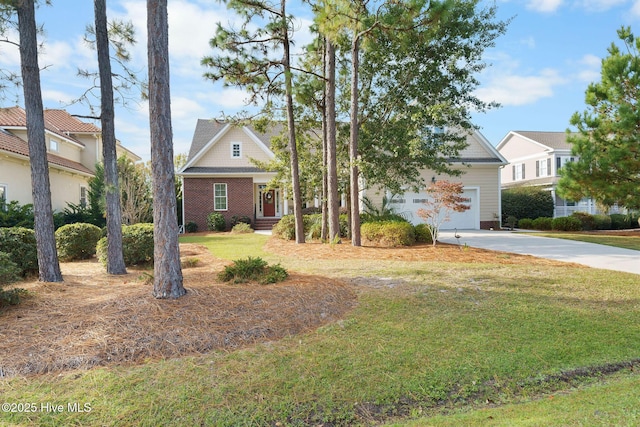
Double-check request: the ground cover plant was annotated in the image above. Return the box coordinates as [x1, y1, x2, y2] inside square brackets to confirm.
[1, 233, 640, 426]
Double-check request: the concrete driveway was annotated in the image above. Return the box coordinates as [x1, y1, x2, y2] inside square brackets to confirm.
[437, 229, 640, 275]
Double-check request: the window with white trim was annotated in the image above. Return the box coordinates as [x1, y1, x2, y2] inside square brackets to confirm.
[49, 138, 59, 152]
[80, 186, 88, 208]
[214, 183, 228, 211]
[512, 163, 525, 181]
[536, 158, 551, 177]
[556, 156, 574, 175]
[231, 142, 241, 159]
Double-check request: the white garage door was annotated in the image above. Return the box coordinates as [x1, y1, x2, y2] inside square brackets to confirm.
[391, 188, 479, 229]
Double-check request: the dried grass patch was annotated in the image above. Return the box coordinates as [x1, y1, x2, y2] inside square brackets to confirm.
[0, 244, 356, 378]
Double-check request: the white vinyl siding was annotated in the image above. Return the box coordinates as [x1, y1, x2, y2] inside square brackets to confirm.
[214, 183, 228, 211]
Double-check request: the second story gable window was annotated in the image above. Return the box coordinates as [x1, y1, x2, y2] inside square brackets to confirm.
[231, 142, 241, 159]
[512, 163, 525, 181]
[556, 156, 574, 175]
[537, 158, 551, 177]
[49, 138, 59, 152]
[80, 186, 88, 208]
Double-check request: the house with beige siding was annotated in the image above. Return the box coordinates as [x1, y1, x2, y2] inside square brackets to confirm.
[0, 106, 140, 212]
[496, 131, 607, 217]
[363, 129, 508, 229]
[180, 120, 506, 231]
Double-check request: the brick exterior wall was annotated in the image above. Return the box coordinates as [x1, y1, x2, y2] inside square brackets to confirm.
[183, 177, 254, 231]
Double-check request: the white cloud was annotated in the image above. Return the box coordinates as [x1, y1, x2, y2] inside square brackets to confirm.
[526, 0, 563, 12]
[574, 54, 601, 82]
[631, 0, 640, 16]
[577, 0, 627, 12]
[42, 89, 75, 104]
[171, 96, 206, 119]
[476, 68, 566, 106]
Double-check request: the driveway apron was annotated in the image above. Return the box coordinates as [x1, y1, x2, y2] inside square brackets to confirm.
[438, 230, 640, 275]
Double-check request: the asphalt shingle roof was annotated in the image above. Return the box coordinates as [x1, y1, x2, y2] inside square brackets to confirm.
[515, 131, 577, 150]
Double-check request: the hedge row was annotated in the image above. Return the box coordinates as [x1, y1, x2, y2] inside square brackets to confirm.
[517, 212, 639, 231]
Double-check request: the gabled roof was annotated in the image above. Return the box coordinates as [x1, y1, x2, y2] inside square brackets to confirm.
[0, 106, 101, 147]
[0, 128, 93, 175]
[498, 131, 577, 152]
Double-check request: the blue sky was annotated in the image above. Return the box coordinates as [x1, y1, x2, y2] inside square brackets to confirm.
[0, 0, 637, 161]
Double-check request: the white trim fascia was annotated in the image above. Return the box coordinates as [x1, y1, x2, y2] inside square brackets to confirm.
[0, 149, 94, 178]
[506, 152, 554, 163]
[496, 131, 554, 153]
[242, 126, 275, 159]
[471, 130, 508, 165]
[1, 126, 86, 149]
[180, 123, 232, 172]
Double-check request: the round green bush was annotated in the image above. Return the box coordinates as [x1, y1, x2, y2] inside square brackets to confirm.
[218, 256, 288, 285]
[207, 212, 226, 231]
[272, 214, 296, 240]
[517, 218, 534, 229]
[502, 187, 554, 225]
[361, 221, 416, 247]
[571, 212, 595, 231]
[593, 214, 612, 230]
[414, 223, 434, 244]
[531, 217, 553, 231]
[552, 216, 583, 231]
[0, 227, 38, 277]
[55, 223, 102, 261]
[185, 221, 198, 233]
[609, 214, 630, 230]
[97, 223, 154, 267]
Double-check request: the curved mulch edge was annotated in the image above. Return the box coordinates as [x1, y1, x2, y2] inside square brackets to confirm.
[0, 244, 356, 378]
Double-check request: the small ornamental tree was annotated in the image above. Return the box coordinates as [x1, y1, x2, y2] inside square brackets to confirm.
[416, 180, 470, 246]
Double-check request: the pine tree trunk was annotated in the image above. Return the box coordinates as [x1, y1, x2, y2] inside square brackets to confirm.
[281, 0, 304, 244]
[349, 37, 361, 246]
[95, 0, 126, 275]
[147, 0, 185, 298]
[17, 0, 63, 282]
[325, 39, 340, 243]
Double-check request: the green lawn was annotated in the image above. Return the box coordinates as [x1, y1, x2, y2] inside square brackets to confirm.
[530, 232, 640, 251]
[2, 234, 640, 426]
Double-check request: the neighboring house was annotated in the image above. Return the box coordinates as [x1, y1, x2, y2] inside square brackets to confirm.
[0, 106, 141, 212]
[180, 120, 506, 231]
[496, 131, 610, 218]
[364, 129, 508, 230]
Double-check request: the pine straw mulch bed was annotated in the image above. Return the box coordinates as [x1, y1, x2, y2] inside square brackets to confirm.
[264, 237, 587, 266]
[0, 243, 356, 378]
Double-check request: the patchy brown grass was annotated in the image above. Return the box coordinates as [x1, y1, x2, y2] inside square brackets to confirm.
[0, 243, 356, 378]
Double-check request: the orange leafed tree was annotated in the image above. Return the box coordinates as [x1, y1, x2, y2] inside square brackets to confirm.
[416, 180, 470, 246]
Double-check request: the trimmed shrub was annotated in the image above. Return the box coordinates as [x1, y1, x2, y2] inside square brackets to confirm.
[273, 214, 349, 241]
[531, 217, 553, 231]
[218, 256, 288, 285]
[185, 221, 198, 233]
[97, 223, 154, 267]
[506, 215, 517, 229]
[206, 212, 226, 231]
[230, 215, 252, 228]
[272, 214, 297, 240]
[0, 251, 20, 285]
[517, 218, 534, 229]
[361, 221, 416, 247]
[502, 187, 554, 224]
[552, 216, 583, 231]
[571, 212, 596, 231]
[0, 227, 38, 277]
[231, 222, 253, 234]
[594, 214, 612, 230]
[610, 214, 630, 230]
[0, 201, 34, 228]
[55, 223, 102, 261]
[414, 223, 434, 244]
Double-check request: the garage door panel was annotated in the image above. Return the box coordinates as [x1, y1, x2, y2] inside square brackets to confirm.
[391, 189, 479, 229]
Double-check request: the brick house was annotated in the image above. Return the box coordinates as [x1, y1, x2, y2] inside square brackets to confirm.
[179, 120, 284, 231]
